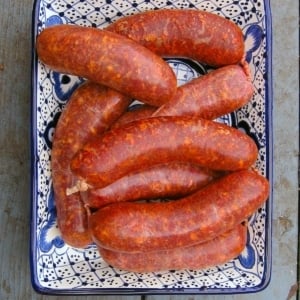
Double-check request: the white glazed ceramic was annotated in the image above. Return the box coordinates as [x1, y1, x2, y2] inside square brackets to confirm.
[31, 0, 273, 294]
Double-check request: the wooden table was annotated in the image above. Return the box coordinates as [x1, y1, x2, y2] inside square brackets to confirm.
[0, 0, 298, 299]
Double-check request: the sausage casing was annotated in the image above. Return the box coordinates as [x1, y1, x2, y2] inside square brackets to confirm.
[36, 24, 177, 106]
[152, 64, 254, 120]
[99, 223, 247, 272]
[89, 170, 269, 252]
[51, 81, 131, 247]
[106, 9, 245, 67]
[84, 162, 219, 208]
[71, 116, 258, 188]
[111, 104, 156, 129]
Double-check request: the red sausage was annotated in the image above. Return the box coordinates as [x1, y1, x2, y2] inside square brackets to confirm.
[70, 116, 258, 189]
[51, 81, 131, 248]
[89, 170, 269, 252]
[83, 162, 219, 208]
[111, 104, 156, 128]
[36, 24, 177, 106]
[152, 64, 254, 120]
[98, 223, 247, 272]
[106, 9, 245, 67]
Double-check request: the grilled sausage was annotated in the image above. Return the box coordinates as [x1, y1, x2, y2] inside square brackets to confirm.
[98, 223, 247, 272]
[152, 64, 254, 120]
[106, 9, 245, 67]
[83, 162, 219, 208]
[36, 24, 177, 106]
[89, 170, 269, 252]
[70, 116, 258, 189]
[51, 81, 131, 248]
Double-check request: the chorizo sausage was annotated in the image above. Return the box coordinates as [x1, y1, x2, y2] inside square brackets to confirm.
[70, 116, 258, 188]
[106, 9, 245, 67]
[98, 223, 247, 272]
[89, 170, 269, 252]
[152, 64, 254, 120]
[51, 81, 131, 248]
[36, 24, 177, 106]
[111, 104, 156, 128]
[83, 162, 220, 208]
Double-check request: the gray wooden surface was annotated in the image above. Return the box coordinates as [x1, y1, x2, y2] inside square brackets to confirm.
[0, 0, 298, 299]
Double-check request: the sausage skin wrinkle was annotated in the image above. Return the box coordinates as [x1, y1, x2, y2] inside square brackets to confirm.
[90, 170, 269, 252]
[99, 223, 247, 272]
[152, 64, 254, 120]
[106, 9, 245, 67]
[51, 81, 130, 248]
[84, 162, 219, 208]
[71, 116, 258, 189]
[36, 24, 177, 106]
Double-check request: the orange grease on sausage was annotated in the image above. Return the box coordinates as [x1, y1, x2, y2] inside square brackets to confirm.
[98, 223, 247, 272]
[52, 81, 130, 248]
[89, 170, 269, 252]
[106, 9, 245, 67]
[36, 24, 177, 106]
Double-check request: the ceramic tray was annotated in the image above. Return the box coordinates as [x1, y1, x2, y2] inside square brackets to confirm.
[30, 0, 273, 295]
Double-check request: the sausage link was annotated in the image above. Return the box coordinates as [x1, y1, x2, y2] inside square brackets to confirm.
[51, 81, 131, 248]
[98, 223, 247, 272]
[89, 170, 269, 252]
[84, 162, 220, 208]
[111, 104, 156, 128]
[70, 116, 258, 188]
[36, 24, 177, 106]
[152, 64, 254, 120]
[106, 9, 245, 67]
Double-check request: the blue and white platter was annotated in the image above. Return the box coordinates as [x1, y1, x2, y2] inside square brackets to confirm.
[30, 0, 273, 295]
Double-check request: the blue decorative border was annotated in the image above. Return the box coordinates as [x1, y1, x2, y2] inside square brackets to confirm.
[30, 0, 273, 295]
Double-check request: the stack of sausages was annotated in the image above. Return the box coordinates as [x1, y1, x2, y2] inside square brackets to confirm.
[36, 9, 270, 273]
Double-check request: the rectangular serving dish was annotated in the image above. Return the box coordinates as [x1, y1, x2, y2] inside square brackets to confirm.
[30, 0, 273, 295]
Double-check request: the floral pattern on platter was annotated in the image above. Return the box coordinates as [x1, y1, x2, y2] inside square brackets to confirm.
[31, 0, 272, 294]
[38, 186, 64, 253]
